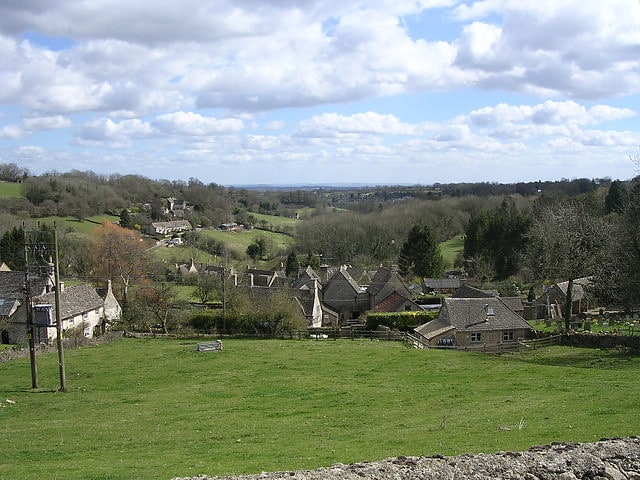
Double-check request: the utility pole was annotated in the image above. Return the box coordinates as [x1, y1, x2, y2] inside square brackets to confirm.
[52, 227, 66, 392]
[23, 267, 38, 389]
[23, 224, 66, 392]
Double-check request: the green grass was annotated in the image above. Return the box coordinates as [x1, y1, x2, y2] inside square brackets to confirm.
[0, 181, 23, 198]
[25, 215, 120, 235]
[440, 234, 464, 269]
[250, 212, 299, 231]
[199, 228, 296, 259]
[1, 340, 639, 480]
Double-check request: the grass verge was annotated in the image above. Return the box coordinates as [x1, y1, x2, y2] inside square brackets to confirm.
[0, 339, 638, 480]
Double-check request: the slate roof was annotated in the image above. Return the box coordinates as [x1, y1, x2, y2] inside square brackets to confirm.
[452, 284, 498, 298]
[439, 297, 532, 332]
[35, 284, 104, 320]
[367, 267, 392, 296]
[501, 296, 524, 312]
[0, 271, 47, 299]
[423, 278, 463, 290]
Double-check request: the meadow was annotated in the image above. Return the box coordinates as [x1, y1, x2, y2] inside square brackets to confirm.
[0, 339, 639, 480]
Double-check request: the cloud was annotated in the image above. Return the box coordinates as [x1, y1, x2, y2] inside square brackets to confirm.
[295, 112, 423, 137]
[153, 112, 244, 136]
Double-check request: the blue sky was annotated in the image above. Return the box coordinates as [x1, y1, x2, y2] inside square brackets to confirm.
[0, 0, 639, 186]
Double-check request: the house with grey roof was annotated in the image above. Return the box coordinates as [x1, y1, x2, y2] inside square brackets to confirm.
[414, 297, 534, 348]
[34, 283, 106, 340]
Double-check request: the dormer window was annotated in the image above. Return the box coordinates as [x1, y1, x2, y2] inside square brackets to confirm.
[484, 304, 494, 316]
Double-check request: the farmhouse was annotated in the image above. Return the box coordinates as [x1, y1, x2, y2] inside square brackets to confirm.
[414, 297, 534, 348]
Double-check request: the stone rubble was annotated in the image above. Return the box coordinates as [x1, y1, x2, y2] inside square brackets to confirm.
[173, 437, 640, 480]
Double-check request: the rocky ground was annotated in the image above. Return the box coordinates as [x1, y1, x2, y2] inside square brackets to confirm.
[174, 437, 640, 480]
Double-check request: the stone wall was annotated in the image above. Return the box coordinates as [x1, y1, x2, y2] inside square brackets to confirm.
[174, 437, 640, 480]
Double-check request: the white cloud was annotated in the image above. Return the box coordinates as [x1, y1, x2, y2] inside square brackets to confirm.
[153, 112, 244, 136]
[22, 115, 71, 130]
[296, 112, 422, 137]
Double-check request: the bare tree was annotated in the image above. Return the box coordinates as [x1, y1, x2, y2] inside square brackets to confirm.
[525, 201, 609, 329]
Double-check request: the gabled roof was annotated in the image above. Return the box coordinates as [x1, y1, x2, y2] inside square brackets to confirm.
[35, 284, 104, 321]
[374, 291, 418, 312]
[367, 267, 392, 296]
[423, 278, 463, 290]
[452, 284, 497, 298]
[326, 267, 362, 295]
[439, 297, 532, 332]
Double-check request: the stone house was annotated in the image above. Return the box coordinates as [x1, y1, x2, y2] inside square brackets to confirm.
[414, 297, 534, 348]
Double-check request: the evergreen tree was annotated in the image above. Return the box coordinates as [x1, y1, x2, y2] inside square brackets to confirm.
[285, 252, 299, 278]
[398, 224, 444, 278]
[604, 180, 629, 214]
[119, 208, 132, 229]
[0, 226, 25, 270]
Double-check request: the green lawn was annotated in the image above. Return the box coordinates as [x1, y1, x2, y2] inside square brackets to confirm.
[440, 234, 464, 269]
[1, 339, 638, 480]
[0, 181, 23, 198]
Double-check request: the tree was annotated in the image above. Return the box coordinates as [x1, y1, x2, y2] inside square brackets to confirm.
[119, 208, 133, 229]
[0, 163, 29, 182]
[604, 180, 629, 214]
[59, 231, 92, 277]
[133, 283, 185, 334]
[246, 236, 269, 261]
[90, 222, 148, 304]
[0, 226, 25, 270]
[592, 181, 640, 311]
[193, 274, 223, 305]
[397, 224, 443, 278]
[463, 198, 531, 280]
[285, 252, 299, 277]
[525, 201, 608, 329]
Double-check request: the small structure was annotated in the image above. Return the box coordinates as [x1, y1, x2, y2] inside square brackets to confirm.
[197, 339, 223, 352]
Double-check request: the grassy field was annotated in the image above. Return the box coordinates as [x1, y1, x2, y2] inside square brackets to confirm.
[0, 181, 23, 198]
[198, 228, 296, 262]
[24, 215, 120, 235]
[249, 212, 299, 232]
[440, 234, 464, 269]
[0, 339, 639, 480]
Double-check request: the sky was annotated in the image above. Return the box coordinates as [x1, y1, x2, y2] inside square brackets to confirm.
[0, 0, 639, 186]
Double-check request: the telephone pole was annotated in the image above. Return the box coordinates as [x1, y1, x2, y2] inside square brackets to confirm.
[24, 224, 66, 391]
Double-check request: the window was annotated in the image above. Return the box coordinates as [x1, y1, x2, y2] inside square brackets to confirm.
[502, 331, 514, 341]
[470, 332, 482, 343]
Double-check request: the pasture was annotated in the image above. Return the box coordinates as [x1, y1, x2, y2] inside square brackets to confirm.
[0, 339, 638, 480]
[0, 181, 23, 198]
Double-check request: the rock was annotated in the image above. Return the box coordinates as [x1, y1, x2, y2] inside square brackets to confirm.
[172, 438, 640, 480]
